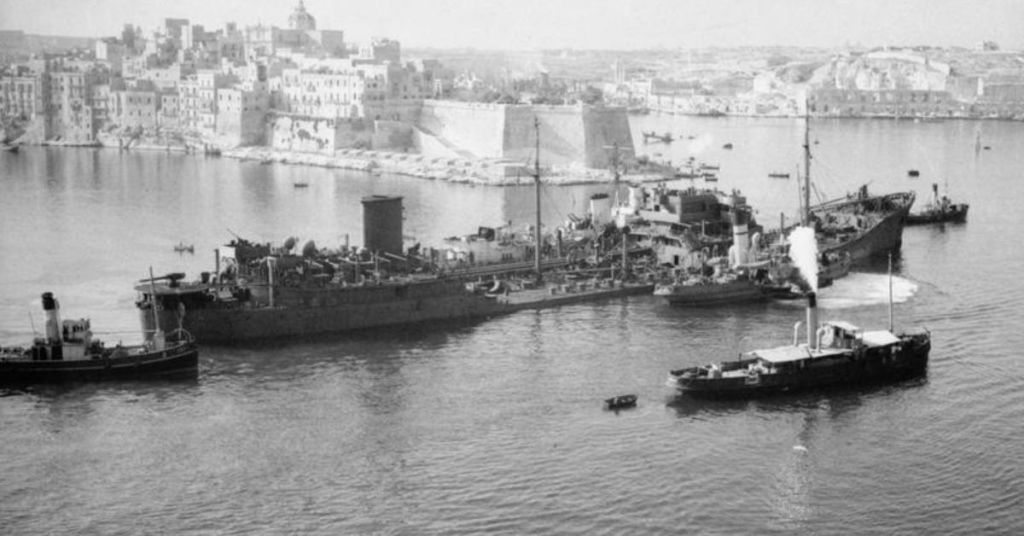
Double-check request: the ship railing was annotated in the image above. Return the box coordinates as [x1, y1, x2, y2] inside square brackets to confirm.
[168, 328, 195, 343]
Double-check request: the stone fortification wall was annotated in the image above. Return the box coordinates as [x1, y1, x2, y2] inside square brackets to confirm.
[582, 106, 633, 168]
[418, 100, 633, 169]
[411, 126, 464, 159]
[503, 105, 585, 167]
[269, 115, 374, 154]
[371, 120, 415, 151]
[419, 100, 506, 159]
[269, 115, 337, 154]
[334, 119, 375, 149]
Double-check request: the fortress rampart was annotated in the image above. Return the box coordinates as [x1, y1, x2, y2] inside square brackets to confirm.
[418, 100, 633, 169]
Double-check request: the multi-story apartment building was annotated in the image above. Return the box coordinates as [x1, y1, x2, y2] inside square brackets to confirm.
[178, 70, 235, 134]
[44, 60, 111, 144]
[216, 77, 269, 146]
[277, 58, 431, 122]
[0, 65, 40, 120]
[111, 88, 160, 129]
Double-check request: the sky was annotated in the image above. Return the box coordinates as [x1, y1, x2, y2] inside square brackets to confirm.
[1, 0, 1022, 51]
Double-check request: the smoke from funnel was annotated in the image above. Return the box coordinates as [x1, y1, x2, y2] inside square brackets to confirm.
[788, 226, 818, 291]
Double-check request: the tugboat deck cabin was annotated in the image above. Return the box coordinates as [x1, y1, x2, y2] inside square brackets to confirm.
[671, 290, 931, 397]
[689, 321, 910, 382]
[1, 292, 199, 384]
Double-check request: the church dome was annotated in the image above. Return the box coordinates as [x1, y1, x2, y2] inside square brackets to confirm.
[288, 0, 317, 31]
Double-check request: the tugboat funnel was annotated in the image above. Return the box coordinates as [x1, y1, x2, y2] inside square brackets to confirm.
[806, 292, 818, 350]
[42, 292, 61, 344]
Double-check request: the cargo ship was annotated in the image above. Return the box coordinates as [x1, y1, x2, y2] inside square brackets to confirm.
[809, 186, 915, 264]
[136, 123, 654, 343]
[137, 199, 657, 343]
[797, 113, 915, 265]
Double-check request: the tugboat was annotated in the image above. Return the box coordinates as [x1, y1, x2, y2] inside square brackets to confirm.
[668, 255, 930, 398]
[0, 292, 198, 385]
[906, 183, 969, 225]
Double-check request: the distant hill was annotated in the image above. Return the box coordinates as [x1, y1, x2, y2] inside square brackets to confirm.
[0, 31, 94, 60]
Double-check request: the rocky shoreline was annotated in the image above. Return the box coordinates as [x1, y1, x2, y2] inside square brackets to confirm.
[220, 146, 667, 186]
[15, 136, 669, 186]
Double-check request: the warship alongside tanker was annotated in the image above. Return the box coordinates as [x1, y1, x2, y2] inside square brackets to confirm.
[135, 195, 655, 343]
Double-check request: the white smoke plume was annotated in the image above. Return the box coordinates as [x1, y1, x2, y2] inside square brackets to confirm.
[788, 226, 818, 291]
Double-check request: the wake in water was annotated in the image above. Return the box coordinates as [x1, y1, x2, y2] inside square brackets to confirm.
[777, 272, 919, 309]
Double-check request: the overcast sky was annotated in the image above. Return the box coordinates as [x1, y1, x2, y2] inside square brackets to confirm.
[1, 0, 1021, 50]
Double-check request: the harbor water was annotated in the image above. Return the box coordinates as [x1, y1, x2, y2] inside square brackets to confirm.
[2, 116, 1023, 534]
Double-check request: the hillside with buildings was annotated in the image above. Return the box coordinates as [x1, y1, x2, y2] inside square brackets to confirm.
[3, 2, 1024, 183]
[0, 2, 635, 183]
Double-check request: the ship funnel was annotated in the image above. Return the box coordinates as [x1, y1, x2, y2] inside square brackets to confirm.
[806, 292, 818, 350]
[42, 292, 61, 344]
[730, 207, 750, 267]
[362, 195, 404, 256]
[627, 186, 641, 212]
[589, 193, 612, 226]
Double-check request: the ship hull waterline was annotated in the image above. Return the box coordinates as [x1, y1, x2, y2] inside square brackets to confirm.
[670, 343, 929, 399]
[140, 283, 656, 343]
[0, 343, 199, 385]
[816, 202, 912, 265]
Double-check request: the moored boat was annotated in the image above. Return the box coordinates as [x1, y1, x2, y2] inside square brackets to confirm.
[655, 272, 770, 305]
[642, 131, 673, 143]
[906, 183, 969, 225]
[667, 292, 930, 398]
[1, 292, 198, 385]
[604, 394, 638, 409]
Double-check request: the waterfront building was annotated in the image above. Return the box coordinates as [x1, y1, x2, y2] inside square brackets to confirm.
[177, 70, 234, 135]
[215, 73, 269, 146]
[808, 88, 964, 118]
[276, 51, 430, 122]
[44, 59, 110, 144]
[0, 65, 40, 121]
[807, 49, 964, 118]
[158, 90, 180, 128]
[111, 87, 160, 130]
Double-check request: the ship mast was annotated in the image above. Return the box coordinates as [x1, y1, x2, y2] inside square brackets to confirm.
[534, 116, 542, 281]
[802, 103, 811, 227]
[888, 253, 894, 332]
